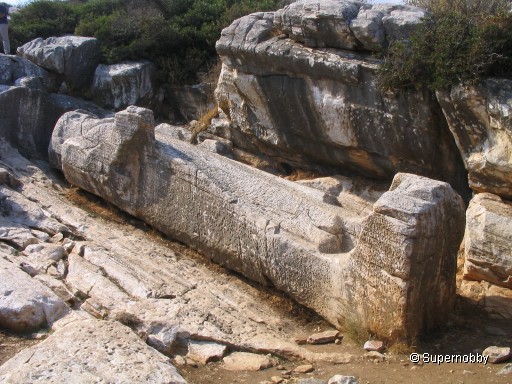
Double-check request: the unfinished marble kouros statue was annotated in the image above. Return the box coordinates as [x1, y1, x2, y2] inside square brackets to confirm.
[50, 106, 465, 341]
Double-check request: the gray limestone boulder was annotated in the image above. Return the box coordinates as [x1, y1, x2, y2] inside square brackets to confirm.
[0, 55, 58, 91]
[51, 107, 465, 341]
[463, 193, 512, 289]
[0, 85, 109, 159]
[17, 36, 101, 90]
[381, 6, 427, 42]
[216, 11, 468, 197]
[0, 254, 69, 332]
[437, 79, 512, 199]
[0, 319, 187, 383]
[91, 61, 156, 110]
[274, 0, 363, 49]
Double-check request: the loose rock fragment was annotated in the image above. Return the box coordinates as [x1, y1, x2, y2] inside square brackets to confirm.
[186, 340, 227, 365]
[363, 340, 385, 352]
[483, 346, 512, 364]
[307, 330, 341, 345]
[294, 364, 315, 373]
[223, 352, 277, 371]
[328, 375, 359, 384]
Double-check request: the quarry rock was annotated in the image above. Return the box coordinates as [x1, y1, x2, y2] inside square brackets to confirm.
[437, 79, 512, 199]
[91, 61, 156, 110]
[0, 254, 69, 332]
[0, 55, 57, 91]
[17, 36, 101, 90]
[52, 107, 465, 341]
[0, 319, 187, 383]
[215, 11, 467, 196]
[0, 85, 109, 159]
[463, 193, 512, 289]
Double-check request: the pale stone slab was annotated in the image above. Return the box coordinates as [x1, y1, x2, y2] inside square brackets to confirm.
[0, 255, 69, 332]
[223, 352, 277, 371]
[0, 319, 187, 383]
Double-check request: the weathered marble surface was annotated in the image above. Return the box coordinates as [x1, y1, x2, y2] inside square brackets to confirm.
[0, 319, 187, 384]
[17, 36, 101, 90]
[51, 107, 465, 341]
[91, 61, 156, 110]
[463, 193, 512, 289]
[215, 10, 467, 197]
[437, 79, 512, 199]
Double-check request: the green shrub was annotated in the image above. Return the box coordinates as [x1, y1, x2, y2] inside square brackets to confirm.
[379, 3, 512, 91]
[10, 0, 282, 85]
[9, 0, 80, 49]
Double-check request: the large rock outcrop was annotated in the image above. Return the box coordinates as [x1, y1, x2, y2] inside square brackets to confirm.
[51, 107, 465, 341]
[463, 193, 512, 289]
[17, 36, 101, 90]
[437, 79, 512, 199]
[91, 61, 156, 110]
[215, 7, 467, 197]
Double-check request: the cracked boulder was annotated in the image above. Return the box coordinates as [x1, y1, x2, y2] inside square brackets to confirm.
[91, 61, 156, 110]
[17, 36, 101, 90]
[52, 107, 465, 341]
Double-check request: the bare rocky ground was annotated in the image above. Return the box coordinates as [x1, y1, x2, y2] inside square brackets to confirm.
[0, 142, 511, 383]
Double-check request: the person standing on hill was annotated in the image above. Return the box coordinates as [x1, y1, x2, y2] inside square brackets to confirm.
[0, 4, 9, 55]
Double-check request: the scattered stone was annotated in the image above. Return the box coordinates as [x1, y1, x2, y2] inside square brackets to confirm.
[223, 352, 277, 371]
[307, 330, 340, 345]
[363, 340, 385, 352]
[294, 364, 315, 373]
[483, 346, 512, 364]
[335, 339, 342, 345]
[364, 351, 385, 362]
[271, 376, 285, 383]
[497, 363, 512, 376]
[173, 355, 187, 366]
[0, 319, 187, 383]
[276, 365, 286, 370]
[463, 370, 476, 375]
[186, 340, 227, 365]
[297, 379, 326, 384]
[295, 337, 308, 345]
[328, 375, 358, 384]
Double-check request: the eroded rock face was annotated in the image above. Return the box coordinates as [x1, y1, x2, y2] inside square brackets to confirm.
[51, 107, 465, 341]
[215, 10, 467, 197]
[17, 36, 101, 90]
[437, 79, 512, 199]
[0, 319, 187, 383]
[91, 61, 156, 110]
[463, 193, 512, 289]
[0, 85, 108, 159]
[0, 55, 57, 91]
[0, 251, 69, 332]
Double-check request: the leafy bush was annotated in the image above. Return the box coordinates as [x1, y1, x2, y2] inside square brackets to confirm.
[10, 0, 283, 85]
[379, 1, 512, 91]
[9, 0, 80, 49]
